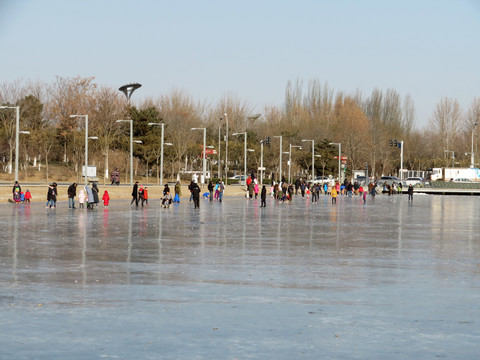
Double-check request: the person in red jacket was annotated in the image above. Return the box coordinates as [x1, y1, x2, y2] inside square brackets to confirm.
[24, 189, 32, 203]
[142, 186, 149, 206]
[102, 190, 110, 207]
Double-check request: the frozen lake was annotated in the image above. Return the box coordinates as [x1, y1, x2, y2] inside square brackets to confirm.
[1, 194, 479, 359]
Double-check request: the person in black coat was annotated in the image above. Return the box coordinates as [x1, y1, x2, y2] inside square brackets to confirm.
[408, 184, 414, 201]
[192, 183, 201, 208]
[131, 181, 139, 207]
[67, 182, 77, 208]
[207, 181, 214, 202]
[260, 185, 267, 207]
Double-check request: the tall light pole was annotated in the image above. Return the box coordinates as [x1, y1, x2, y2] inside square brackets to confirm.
[233, 132, 247, 184]
[0, 106, 26, 182]
[273, 135, 283, 182]
[218, 117, 222, 179]
[302, 139, 315, 181]
[148, 122, 167, 186]
[70, 115, 91, 187]
[399, 140, 404, 179]
[224, 113, 229, 185]
[116, 119, 134, 185]
[471, 122, 478, 168]
[192, 127, 207, 186]
[260, 140, 265, 185]
[288, 144, 302, 184]
[329, 142, 341, 183]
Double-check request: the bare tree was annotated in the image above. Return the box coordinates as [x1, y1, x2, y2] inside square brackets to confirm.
[430, 97, 464, 157]
[90, 86, 126, 185]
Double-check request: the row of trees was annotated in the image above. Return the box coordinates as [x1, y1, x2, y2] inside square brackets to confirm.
[1, 76, 479, 184]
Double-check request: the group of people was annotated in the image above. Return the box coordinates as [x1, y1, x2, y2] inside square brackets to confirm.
[67, 182, 110, 209]
[271, 178, 377, 205]
[12, 181, 32, 204]
[207, 180, 226, 203]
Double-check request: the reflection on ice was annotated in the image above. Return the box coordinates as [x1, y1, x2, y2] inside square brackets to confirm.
[0, 195, 479, 359]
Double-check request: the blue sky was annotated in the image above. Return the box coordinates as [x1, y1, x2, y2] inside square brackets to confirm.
[1, 0, 479, 127]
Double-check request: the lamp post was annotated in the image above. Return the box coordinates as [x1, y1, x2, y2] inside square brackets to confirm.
[224, 113, 229, 185]
[116, 119, 134, 185]
[471, 122, 478, 168]
[260, 140, 265, 185]
[245, 113, 261, 131]
[70, 115, 91, 187]
[273, 136, 283, 181]
[148, 122, 168, 186]
[218, 117, 222, 179]
[0, 105, 25, 182]
[233, 132, 247, 185]
[119, 83, 142, 102]
[192, 127, 207, 186]
[329, 142, 341, 183]
[302, 139, 315, 181]
[288, 144, 302, 184]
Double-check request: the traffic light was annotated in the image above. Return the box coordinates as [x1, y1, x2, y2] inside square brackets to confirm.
[389, 139, 393, 146]
[365, 162, 368, 169]
[393, 139, 398, 147]
[265, 136, 271, 146]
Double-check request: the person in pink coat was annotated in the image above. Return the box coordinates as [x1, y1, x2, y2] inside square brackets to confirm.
[254, 182, 259, 199]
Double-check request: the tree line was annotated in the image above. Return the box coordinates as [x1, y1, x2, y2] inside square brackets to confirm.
[1, 76, 479, 184]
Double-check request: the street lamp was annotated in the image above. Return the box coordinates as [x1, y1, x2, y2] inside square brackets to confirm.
[288, 144, 302, 184]
[233, 132, 247, 185]
[302, 139, 315, 181]
[0, 105, 28, 182]
[148, 122, 169, 186]
[259, 139, 265, 185]
[273, 135, 283, 182]
[224, 113, 229, 185]
[119, 83, 142, 102]
[244, 113, 261, 131]
[471, 122, 478, 168]
[116, 119, 134, 185]
[218, 117, 222, 179]
[329, 142, 341, 183]
[192, 127, 207, 186]
[70, 115, 92, 187]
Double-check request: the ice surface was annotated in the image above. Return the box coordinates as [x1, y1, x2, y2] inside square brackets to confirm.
[0, 194, 479, 359]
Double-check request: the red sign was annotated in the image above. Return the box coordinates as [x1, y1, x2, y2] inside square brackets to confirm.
[203, 149, 217, 155]
[334, 156, 348, 160]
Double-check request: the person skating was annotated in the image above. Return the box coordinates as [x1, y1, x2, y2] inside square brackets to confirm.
[102, 190, 110, 207]
[218, 180, 225, 202]
[67, 182, 77, 208]
[46, 184, 55, 208]
[85, 185, 94, 209]
[162, 190, 173, 208]
[260, 185, 267, 207]
[24, 189, 32, 203]
[192, 182, 200, 208]
[131, 182, 139, 207]
[78, 189, 86, 208]
[408, 184, 414, 201]
[12, 181, 21, 203]
[208, 181, 214, 201]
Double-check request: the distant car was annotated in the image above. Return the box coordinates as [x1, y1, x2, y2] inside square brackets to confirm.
[378, 176, 400, 187]
[355, 176, 368, 185]
[312, 176, 335, 186]
[228, 175, 247, 181]
[404, 177, 424, 186]
[451, 178, 473, 183]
